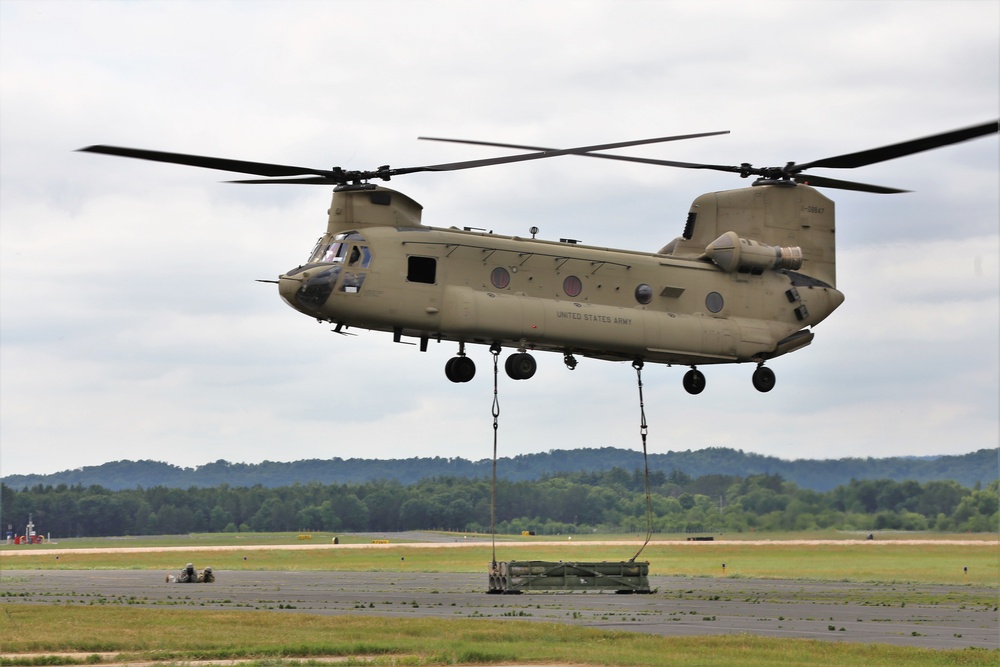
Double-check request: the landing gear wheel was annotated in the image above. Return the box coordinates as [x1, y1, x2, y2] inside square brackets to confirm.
[445, 357, 458, 382]
[445, 356, 476, 383]
[682, 368, 706, 395]
[505, 352, 537, 380]
[752, 365, 776, 393]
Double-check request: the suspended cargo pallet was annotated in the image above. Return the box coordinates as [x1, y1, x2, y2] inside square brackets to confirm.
[488, 560, 651, 594]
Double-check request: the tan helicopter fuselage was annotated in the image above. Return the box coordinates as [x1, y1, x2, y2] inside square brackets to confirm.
[277, 182, 844, 368]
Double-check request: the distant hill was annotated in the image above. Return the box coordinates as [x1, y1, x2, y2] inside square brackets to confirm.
[2, 447, 996, 492]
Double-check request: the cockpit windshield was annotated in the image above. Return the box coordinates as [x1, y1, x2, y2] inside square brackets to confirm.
[308, 232, 366, 264]
[290, 231, 374, 309]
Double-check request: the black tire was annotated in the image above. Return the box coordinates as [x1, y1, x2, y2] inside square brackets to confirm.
[446, 356, 476, 383]
[683, 369, 706, 395]
[506, 353, 537, 380]
[452, 356, 476, 383]
[504, 353, 516, 378]
[752, 366, 776, 392]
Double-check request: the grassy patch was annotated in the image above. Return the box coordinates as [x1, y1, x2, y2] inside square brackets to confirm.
[1, 605, 996, 666]
[4, 539, 997, 587]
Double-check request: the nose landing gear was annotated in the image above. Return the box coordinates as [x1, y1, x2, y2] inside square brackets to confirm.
[445, 342, 476, 383]
[445, 345, 540, 383]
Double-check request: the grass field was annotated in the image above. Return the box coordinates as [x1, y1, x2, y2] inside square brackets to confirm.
[3, 532, 998, 587]
[1, 532, 997, 666]
[1, 605, 997, 667]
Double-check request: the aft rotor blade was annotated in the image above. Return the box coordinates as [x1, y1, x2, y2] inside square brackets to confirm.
[792, 173, 908, 194]
[77, 145, 340, 178]
[793, 120, 999, 172]
[425, 121, 999, 190]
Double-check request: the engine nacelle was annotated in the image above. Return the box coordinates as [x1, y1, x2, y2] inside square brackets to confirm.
[705, 231, 803, 273]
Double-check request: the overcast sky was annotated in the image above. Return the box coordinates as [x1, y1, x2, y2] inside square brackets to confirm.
[1, 0, 997, 478]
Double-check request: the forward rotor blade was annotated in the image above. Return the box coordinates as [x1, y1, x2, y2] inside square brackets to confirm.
[82, 139, 742, 184]
[228, 177, 344, 185]
[80, 131, 729, 185]
[419, 132, 737, 172]
[793, 120, 999, 172]
[419, 130, 729, 154]
[420, 137, 548, 151]
[78, 145, 339, 178]
[406, 131, 730, 174]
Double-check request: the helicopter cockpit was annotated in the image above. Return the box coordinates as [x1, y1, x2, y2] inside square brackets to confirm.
[280, 232, 374, 313]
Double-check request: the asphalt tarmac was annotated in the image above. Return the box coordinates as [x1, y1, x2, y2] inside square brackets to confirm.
[2, 569, 996, 650]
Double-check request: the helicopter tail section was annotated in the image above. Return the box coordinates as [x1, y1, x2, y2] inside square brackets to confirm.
[665, 184, 837, 288]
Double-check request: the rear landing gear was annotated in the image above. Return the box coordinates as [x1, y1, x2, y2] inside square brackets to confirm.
[682, 367, 706, 395]
[752, 365, 776, 393]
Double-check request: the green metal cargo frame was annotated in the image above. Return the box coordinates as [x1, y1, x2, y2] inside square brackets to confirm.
[488, 560, 651, 594]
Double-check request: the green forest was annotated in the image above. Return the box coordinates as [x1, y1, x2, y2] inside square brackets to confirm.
[2, 447, 996, 492]
[3, 469, 997, 538]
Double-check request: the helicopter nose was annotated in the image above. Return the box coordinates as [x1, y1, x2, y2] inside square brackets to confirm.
[278, 265, 341, 316]
[278, 274, 302, 309]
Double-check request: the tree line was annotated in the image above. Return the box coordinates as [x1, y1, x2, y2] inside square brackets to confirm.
[3, 468, 996, 538]
[3, 447, 996, 492]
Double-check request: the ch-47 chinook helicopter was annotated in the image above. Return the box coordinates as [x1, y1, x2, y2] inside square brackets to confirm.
[80, 120, 998, 394]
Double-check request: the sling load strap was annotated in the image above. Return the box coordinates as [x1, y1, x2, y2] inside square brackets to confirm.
[490, 343, 501, 566]
[629, 359, 654, 563]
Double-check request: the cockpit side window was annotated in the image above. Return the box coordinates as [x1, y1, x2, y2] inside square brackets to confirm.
[339, 244, 373, 294]
[347, 245, 373, 268]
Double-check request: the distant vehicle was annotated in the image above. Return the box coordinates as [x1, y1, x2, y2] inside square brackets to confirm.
[166, 563, 214, 583]
[9, 514, 44, 544]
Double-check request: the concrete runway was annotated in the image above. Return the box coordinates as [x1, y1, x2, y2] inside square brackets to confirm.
[1, 569, 996, 650]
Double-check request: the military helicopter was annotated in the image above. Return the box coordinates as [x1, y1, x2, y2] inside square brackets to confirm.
[80, 120, 998, 394]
